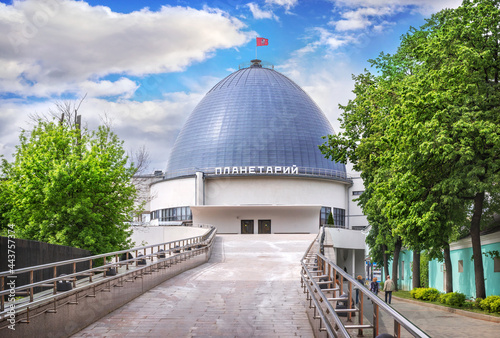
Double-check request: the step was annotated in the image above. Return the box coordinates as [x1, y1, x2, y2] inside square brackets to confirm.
[344, 324, 373, 330]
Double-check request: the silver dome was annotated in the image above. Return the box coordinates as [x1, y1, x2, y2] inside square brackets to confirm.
[166, 60, 345, 178]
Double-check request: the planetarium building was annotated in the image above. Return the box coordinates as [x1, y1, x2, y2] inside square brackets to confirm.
[146, 60, 365, 234]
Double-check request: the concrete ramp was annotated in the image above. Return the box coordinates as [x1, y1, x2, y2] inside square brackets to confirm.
[73, 234, 317, 337]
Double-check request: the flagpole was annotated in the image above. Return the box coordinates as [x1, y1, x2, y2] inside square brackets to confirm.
[255, 37, 257, 59]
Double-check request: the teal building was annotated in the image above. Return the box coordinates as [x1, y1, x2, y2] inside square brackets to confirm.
[387, 228, 500, 298]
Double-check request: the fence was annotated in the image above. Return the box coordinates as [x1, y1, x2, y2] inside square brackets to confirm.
[0, 225, 217, 337]
[301, 228, 429, 337]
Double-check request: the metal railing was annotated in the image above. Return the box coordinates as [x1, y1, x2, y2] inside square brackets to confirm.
[301, 227, 429, 338]
[163, 166, 352, 182]
[0, 225, 217, 326]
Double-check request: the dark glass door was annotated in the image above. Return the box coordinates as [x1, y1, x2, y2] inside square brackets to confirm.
[241, 220, 254, 234]
[258, 220, 271, 234]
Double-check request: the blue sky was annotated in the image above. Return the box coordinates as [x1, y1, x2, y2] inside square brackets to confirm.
[0, 0, 462, 171]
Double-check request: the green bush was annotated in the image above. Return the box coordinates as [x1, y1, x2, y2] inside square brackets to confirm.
[474, 297, 483, 309]
[439, 292, 465, 307]
[480, 296, 500, 312]
[491, 299, 500, 314]
[439, 293, 451, 304]
[412, 287, 441, 301]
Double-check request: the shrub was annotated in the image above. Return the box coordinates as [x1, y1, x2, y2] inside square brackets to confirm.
[480, 296, 500, 312]
[410, 288, 418, 298]
[412, 287, 441, 301]
[474, 297, 483, 309]
[439, 293, 450, 304]
[491, 299, 500, 314]
[440, 292, 466, 307]
[446, 292, 466, 307]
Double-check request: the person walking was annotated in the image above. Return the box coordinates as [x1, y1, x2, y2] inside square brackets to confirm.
[355, 275, 365, 304]
[384, 275, 395, 304]
[370, 277, 379, 296]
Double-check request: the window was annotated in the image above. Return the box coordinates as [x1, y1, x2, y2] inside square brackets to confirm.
[151, 206, 193, 222]
[495, 257, 500, 273]
[352, 191, 363, 196]
[320, 206, 331, 226]
[333, 208, 345, 228]
[458, 260, 464, 273]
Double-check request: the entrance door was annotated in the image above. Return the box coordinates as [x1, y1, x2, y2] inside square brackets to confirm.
[241, 220, 254, 234]
[258, 220, 271, 234]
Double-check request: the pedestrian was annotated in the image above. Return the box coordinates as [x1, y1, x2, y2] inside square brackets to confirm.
[370, 277, 379, 296]
[383, 275, 395, 304]
[355, 275, 365, 304]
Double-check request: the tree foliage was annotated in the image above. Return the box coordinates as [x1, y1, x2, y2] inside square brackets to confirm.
[321, 0, 500, 297]
[2, 117, 137, 254]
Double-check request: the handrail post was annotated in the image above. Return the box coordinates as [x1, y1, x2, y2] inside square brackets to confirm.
[394, 320, 401, 338]
[30, 270, 34, 302]
[89, 259, 93, 282]
[72, 263, 77, 288]
[53, 266, 57, 294]
[373, 303, 379, 337]
[1, 276, 4, 311]
[359, 288, 364, 337]
[348, 281, 353, 322]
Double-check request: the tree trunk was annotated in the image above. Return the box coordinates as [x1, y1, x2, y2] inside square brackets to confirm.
[443, 243, 453, 293]
[412, 251, 421, 289]
[392, 238, 402, 291]
[382, 244, 389, 280]
[471, 192, 486, 299]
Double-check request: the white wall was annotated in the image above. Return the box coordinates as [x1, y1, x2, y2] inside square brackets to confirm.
[345, 163, 368, 229]
[150, 177, 196, 210]
[129, 226, 209, 246]
[205, 176, 347, 208]
[191, 205, 321, 234]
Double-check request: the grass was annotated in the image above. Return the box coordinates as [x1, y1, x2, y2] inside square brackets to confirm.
[392, 290, 500, 318]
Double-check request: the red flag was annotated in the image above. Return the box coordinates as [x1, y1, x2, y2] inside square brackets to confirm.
[256, 37, 268, 46]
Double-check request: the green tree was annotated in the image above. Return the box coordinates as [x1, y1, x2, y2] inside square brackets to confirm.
[3, 118, 136, 254]
[386, 0, 500, 298]
[327, 212, 334, 226]
[322, 0, 500, 298]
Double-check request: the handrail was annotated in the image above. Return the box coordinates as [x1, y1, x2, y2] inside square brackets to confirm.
[0, 225, 217, 315]
[301, 227, 429, 338]
[0, 225, 214, 278]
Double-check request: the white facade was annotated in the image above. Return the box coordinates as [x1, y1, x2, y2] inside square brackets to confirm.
[146, 171, 366, 234]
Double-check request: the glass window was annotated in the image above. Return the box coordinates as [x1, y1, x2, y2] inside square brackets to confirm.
[333, 208, 345, 228]
[151, 207, 192, 222]
[458, 260, 464, 273]
[352, 191, 363, 195]
[320, 206, 331, 226]
[494, 257, 500, 273]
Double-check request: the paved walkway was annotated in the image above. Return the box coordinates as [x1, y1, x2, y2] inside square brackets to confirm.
[72, 234, 500, 337]
[72, 234, 317, 337]
[385, 295, 500, 337]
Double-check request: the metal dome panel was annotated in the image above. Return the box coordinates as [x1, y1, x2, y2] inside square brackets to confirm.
[166, 63, 345, 178]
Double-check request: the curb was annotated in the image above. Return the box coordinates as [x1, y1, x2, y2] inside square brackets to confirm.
[392, 295, 500, 323]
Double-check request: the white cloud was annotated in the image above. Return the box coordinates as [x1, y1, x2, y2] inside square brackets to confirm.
[0, 92, 204, 171]
[333, 6, 395, 31]
[329, 0, 462, 33]
[0, 0, 252, 98]
[278, 57, 356, 135]
[293, 27, 353, 57]
[332, 0, 462, 15]
[246, 2, 279, 21]
[78, 78, 139, 99]
[265, 0, 298, 11]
